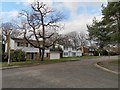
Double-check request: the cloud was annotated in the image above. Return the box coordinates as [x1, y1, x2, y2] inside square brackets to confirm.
[60, 13, 103, 34]
[0, 10, 19, 23]
[19, 0, 53, 7]
[58, 2, 105, 34]
[0, 1, 104, 35]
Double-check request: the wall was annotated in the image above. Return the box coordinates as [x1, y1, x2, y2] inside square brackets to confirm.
[14, 41, 39, 52]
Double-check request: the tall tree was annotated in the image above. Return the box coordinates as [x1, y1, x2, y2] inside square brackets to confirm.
[19, 1, 64, 61]
[87, 2, 120, 55]
[87, 18, 111, 54]
[102, 2, 120, 54]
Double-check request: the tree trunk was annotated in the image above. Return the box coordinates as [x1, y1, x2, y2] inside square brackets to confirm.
[38, 48, 41, 61]
[41, 13, 45, 62]
[41, 48, 45, 61]
[7, 31, 11, 65]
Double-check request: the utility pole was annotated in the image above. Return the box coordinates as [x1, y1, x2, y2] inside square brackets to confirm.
[7, 30, 11, 65]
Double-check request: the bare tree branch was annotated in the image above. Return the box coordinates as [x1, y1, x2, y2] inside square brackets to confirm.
[18, 1, 64, 61]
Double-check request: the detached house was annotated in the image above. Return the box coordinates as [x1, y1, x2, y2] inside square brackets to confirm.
[62, 46, 82, 57]
[80, 46, 95, 56]
[57, 44, 82, 57]
[5, 38, 50, 60]
[5, 38, 82, 60]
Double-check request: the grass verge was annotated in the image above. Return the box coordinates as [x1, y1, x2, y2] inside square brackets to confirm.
[1, 56, 99, 67]
[109, 60, 120, 64]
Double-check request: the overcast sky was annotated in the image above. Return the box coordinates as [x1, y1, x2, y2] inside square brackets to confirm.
[0, 0, 108, 34]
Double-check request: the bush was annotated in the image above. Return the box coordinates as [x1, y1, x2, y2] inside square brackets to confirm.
[94, 51, 99, 56]
[2, 53, 8, 62]
[101, 50, 108, 56]
[109, 51, 118, 56]
[2, 49, 26, 62]
[13, 50, 26, 62]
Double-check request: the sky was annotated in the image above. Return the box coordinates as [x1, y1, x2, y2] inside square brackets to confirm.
[0, 0, 108, 34]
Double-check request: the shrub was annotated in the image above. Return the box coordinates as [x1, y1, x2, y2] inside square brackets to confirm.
[2, 49, 26, 62]
[109, 51, 118, 56]
[13, 50, 26, 62]
[94, 50, 99, 56]
[2, 52, 8, 62]
[101, 50, 108, 56]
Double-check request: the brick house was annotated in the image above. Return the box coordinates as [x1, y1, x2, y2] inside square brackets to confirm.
[80, 46, 95, 56]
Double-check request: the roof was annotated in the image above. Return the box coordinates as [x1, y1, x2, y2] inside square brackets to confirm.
[11, 37, 42, 43]
[11, 37, 25, 41]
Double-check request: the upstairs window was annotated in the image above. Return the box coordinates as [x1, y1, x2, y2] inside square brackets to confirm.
[72, 47, 76, 50]
[30, 44, 34, 47]
[17, 42, 28, 47]
[64, 47, 68, 50]
[26, 43, 28, 47]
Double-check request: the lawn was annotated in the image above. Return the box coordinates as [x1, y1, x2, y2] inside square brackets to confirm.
[1, 56, 99, 67]
[98, 59, 120, 66]
[109, 59, 120, 65]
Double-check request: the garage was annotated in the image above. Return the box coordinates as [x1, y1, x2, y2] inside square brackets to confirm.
[50, 51, 60, 59]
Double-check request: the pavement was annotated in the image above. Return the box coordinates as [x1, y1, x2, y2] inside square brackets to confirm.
[1, 56, 119, 88]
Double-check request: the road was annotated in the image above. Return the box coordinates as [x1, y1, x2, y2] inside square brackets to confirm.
[2, 56, 118, 88]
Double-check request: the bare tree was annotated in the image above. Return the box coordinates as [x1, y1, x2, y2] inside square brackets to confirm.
[1, 22, 21, 43]
[1, 22, 21, 65]
[77, 32, 88, 47]
[19, 1, 64, 61]
[62, 31, 88, 50]
[57, 34, 72, 46]
[66, 31, 80, 48]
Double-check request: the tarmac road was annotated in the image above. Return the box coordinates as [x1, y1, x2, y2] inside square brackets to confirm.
[2, 56, 118, 88]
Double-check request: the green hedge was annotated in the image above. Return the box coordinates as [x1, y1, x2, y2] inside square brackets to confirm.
[3, 49, 26, 62]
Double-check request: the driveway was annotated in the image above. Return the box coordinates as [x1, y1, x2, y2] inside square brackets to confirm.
[2, 56, 118, 88]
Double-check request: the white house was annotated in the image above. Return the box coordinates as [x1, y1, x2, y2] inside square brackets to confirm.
[5, 38, 82, 60]
[5, 38, 61, 60]
[62, 46, 82, 57]
[55, 44, 82, 57]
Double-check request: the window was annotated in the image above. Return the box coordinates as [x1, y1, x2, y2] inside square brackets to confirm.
[72, 47, 76, 50]
[46, 53, 49, 57]
[89, 48, 94, 51]
[72, 52, 76, 56]
[17, 42, 28, 47]
[26, 43, 28, 47]
[20, 42, 25, 47]
[64, 52, 68, 56]
[30, 44, 34, 47]
[64, 47, 68, 50]
[17, 42, 20, 46]
[89, 48, 91, 51]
